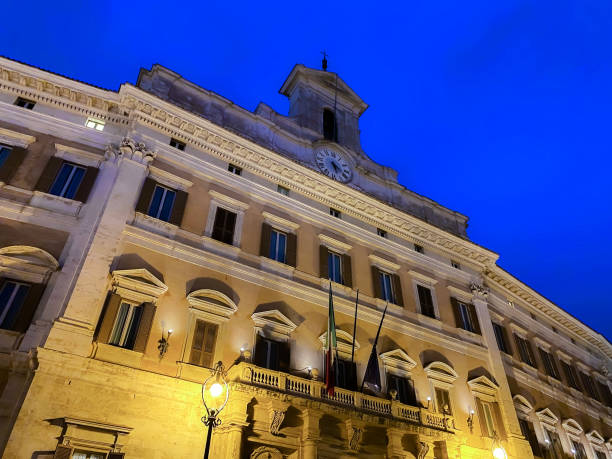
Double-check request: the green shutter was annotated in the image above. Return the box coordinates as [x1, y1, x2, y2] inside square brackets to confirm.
[468, 304, 481, 335]
[342, 254, 353, 287]
[169, 189, 188, 226]
[34, 157, 63, 192]
[371, 266, 382, 300]
[0, 146, 26, 183]
[135, 177, 157, 214]
[12, 283, 45, 333]
[96, 293, 122, 343]
[259, 223, 272, 257]
[392, 273, 404, 306]
[450, 297, 462, 328]
[73, 166, 99, 202]
[286, 232, 297, 267]
[133, 302, 156, 353]
[319, 245, 329, 279]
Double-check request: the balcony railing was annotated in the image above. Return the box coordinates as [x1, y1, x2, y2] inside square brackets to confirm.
[229, 362, 455, 432]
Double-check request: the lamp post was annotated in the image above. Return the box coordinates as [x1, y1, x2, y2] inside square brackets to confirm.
[201, 361, 229, 459]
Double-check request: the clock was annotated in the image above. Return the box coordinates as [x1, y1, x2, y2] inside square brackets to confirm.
[315, 148, 352, 183]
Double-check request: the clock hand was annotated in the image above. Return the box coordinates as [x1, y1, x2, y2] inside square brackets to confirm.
[331, 161, 339, 173]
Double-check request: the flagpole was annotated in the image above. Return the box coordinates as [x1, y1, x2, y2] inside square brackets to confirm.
[351, 289, 359, 363]
[360, 302, 388, 393]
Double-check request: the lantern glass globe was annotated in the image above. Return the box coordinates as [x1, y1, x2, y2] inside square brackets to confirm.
[210, 382, 223, 398]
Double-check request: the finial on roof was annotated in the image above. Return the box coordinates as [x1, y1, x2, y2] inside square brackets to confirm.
[321, 50, 328, 71]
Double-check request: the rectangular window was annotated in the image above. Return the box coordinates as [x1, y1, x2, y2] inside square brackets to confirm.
[49, 162, 86, 199]
[335, 358, 357, 391]
[330, 208, 341, 218]
[596, 380, 612, 408]
[228, 164, 242, 175]
[492, 322, 510, 354]
[14, 97, 36, 109]
[458, 301, 476, 333]
[379, 271, 396, 304]
[85, 118, 105, 131]
[254, 335, 289, 371]
[169, 138, 186, 150]
[211, 207, 237, 245]
[189, 319, 218, 368]
[0, 280, 30, 330]
[595, 451, 607, 459]
[108, 302, 143, 350]
[328, 251, 343, 284]
[0, 146, 11, 169]
[377, 228, 387, 238]
[147, 184, 176, 222]
[269, 229, 287, 263]
[572, 441, 587, 459]
[514, 334, 537, 367]
[580, 371, 599, 400]
[414, 244, 424, 254]
[480, 400, 496, 437]
[277, 184, 289, 196]
[547, 430, 564, 459]
[451, 260, 461, 269]
[518, 418, 542, 457]
[417, 285, 435, 318]
[561, 361, 581, 390]
[435, 387, 452, 415]
[387, 374, 416, 405]
[539, 348, 560, 379]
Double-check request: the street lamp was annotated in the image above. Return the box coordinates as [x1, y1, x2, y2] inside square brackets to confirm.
[201, 361, 229, 459]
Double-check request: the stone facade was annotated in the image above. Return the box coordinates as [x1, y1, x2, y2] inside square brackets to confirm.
[0, 56, 610, 459]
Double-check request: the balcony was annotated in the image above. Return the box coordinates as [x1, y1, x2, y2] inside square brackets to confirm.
[228, 362, 455, 432]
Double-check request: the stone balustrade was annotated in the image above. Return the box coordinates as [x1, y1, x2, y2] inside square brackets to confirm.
[231, 362, 454, 432]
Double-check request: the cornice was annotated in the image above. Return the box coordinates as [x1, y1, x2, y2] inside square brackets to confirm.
[117, 85, 498, 268]
[0, 126, 36, 147]
[486, 266, 612, 359]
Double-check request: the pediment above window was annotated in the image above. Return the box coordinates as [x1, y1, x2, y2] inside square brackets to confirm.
[187, 289, 237, 323]
[536, 408, 559, 427]
[380, 349, 416, 377]
[512, 394, 534, 415]
[319, 329, 360, 360]
[0, 245, 59, 283]
[562, 418, 583, 437]
[424, 361, 458, 387]
[586, 430, 604, 445]
[252, 309, 297, 340]
[111, 268, 168, 304]
[468, 375, 499, 401]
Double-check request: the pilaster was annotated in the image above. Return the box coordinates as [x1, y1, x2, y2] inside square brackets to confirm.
[300, 407, 323, 459]
[42, 138, 155, 356]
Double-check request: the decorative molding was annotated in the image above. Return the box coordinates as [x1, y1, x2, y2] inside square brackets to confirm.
[62, 417, 132, 434]
[318, 329, 360, 360]
[110, 268, 168, 304]
[186, 289, 237, 323]
[269, 409, 285, 435]
[467, 375, 499, 401]
[417, 441, 430, 459]
[536, 408, 559, 427]
[509, 322, 528, 338]
[208, 190, 249, 211]
[408, 270, 438, 285]
[30, 191, 82, 216]
[0, 126, 36, 147]
[250, 446, 282, 459]
[368, 254, 400, 272]
[0, 245, 59, 284]
[534, 337, 552, 351]
[447, 285, 473, 302]
[318, 234, 352, 253]
[586, 430, 605, 445]
[470, 283, 489, 298]
[104, 137, 156, 165]
[148, 165, 193, 191]
[54, 143, 102, 168]
[251, 309, 297, 339]
[513, 394, 534, 414]
[380, 348, 417, 378]
[261, 211, 299, 232]
[424, 361, 458, 385]
[562, 418, 583, 437]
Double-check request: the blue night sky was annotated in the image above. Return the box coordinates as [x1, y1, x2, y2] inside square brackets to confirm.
[3, 1, 611, 340]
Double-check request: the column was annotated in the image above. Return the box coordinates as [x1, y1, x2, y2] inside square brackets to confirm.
[42, 138, 155, 356]
[386, 427, 407, 459]
[300, 408, 323, 459]
[470, 283, 534, 459]
[211, 391, 250, 459]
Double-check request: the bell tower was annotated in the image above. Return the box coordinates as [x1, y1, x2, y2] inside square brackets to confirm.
[279, 64, 368, 153]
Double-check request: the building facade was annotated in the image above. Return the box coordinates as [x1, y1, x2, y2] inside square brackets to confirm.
[0, 57, 610, 459]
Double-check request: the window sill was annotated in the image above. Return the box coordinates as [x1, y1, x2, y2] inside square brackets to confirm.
[93, 342, 143, 368]
[176, 361, 213, 383]
[133, 212, 179, 239]
[416, 313, 443, 330]
[260, 256, 295, 278]
[0, 328, 22, 352]
[456, 328, 482, 345]
[30, 191, 82, 216]
[202, 235, 241, 259]
[318, 278, 353, 296]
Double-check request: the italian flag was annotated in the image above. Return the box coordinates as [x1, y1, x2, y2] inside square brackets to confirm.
[325, 282, 338, 396]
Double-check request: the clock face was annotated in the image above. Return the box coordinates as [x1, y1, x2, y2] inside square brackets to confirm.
[315, 149, 352, 183]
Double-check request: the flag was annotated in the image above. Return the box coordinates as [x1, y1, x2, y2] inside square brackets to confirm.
[351, 289, 359, 362]
[361, 303, 388, 393]
[325, 282, 338, 396]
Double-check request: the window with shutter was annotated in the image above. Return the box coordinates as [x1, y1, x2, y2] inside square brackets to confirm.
[580, 372, 599, 400]
[254, 335, 286, 371]
[328, 251, 343, 284]
[417, 285, 436, 318]
[572, 441, 587, 459]
[435, 387, 452, 415]
[189, 319, 218, 368]
[596, 380, 612, 408]
[335, 358, 357, 391]
[269, 229, 287, 263]
[0, 280, 30, 330]
[0, 145, 27, 184]
[492, 323, 511, 354]
[108, 302, 143, 350]
[539, 349, 560, 379]
[518, 418, 542, 457]
[387, 374, 416, 405]
[378, 270, 396, 304]
[514, 334, 537, 367]
[561, 361, 581, 390]
[147, 184, 177, 222]
[211, 207, 237, 245]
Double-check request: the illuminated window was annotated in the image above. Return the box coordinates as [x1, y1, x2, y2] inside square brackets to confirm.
[377, 228, 387, 238]
[330, 208, 341, 218]
[85, 118, 105, 131]
[14, 97, 36, 109]
[277, 184, 289, 196]
[434, 387, 452, 415]
[72, 451, 106, 459]
[228, 164, 242, 175]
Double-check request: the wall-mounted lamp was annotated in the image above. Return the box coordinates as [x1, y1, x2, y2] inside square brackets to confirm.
[491, 432, 507, 459]
[157, 329, 173, 358]
[426, 396, 432, 409]
[467, 409, 475, 434]
[239, 347, 252, 362]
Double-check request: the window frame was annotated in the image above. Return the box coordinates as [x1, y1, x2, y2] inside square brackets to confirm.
[227, 163, 242, 175]
[379, 270, 396, 304]
[0, 145, 11, 169]
[277, 184, 289, 196]
[269, 228, 288, 263]
[14, 97, 36, 109]
[329, 207, 341, 218]
[108, 300, 143, 350]
[85, 118, 105, 131]
[413, 281, 438, 319]
[492, 322, 511, 354]
[49, 161, 87, 200]
[204, 191, 249, 247]
[328, 250, 343, 284]
[0, 280, 31, 330]
[147, 183, 177, 222]
[169, 138, 186, 151]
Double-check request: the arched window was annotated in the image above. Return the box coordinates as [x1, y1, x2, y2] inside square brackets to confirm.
[323, 109, 337, 141]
